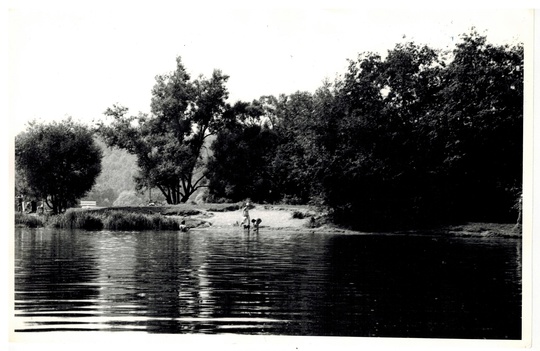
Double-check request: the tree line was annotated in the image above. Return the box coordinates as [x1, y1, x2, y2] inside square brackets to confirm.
[207, 31, 523, 228]
[15, 30, 523, 229]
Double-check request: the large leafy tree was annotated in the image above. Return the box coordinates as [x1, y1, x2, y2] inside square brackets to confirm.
[15, 118, 102, 214]
[310, 32, 522, 228]
[270, 91, 317, 204]
[207, 100, 279, 203]
[434, 30, 523, 221]
[97, 57, 231, 204]
[207, 91, 326, 205]
[315, 52, 390, 226]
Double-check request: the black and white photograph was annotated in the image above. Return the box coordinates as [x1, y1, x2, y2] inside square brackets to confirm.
[6, 1, 537, 350]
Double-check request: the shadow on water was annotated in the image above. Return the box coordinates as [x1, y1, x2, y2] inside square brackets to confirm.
[14, 227, 521, 338]
[321, 235, 522, 338]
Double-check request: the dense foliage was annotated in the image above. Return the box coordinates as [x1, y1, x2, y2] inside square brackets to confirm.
[15, 118, 102, 214]
[57, 30, 522, 230]
[206, 101, 280, 203]
[208, 31, 523, 229]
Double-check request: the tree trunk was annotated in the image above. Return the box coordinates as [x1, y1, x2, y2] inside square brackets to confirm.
[180, 194, 191, 203]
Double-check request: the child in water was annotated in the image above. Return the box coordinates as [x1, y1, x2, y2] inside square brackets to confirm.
[251, 218, 262, 231]
[180, 220, 188, 232]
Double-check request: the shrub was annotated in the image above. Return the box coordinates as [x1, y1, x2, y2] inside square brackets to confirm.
[291, 211, 306, 219]
[304, 215, 328, 228]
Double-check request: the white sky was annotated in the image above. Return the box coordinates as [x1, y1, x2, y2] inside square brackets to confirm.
[7, 2, 532, 135]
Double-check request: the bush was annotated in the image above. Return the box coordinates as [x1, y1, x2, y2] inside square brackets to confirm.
[291, 210, 306, 219]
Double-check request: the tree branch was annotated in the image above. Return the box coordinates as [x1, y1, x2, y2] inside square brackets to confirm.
[191, 173, 206, 189]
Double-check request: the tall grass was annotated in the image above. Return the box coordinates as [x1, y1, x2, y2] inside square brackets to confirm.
[49, 209, 104, 230]
[48, 209, 180, 231]
[102, 211, 179, 230]
[15, 213, 45, 228]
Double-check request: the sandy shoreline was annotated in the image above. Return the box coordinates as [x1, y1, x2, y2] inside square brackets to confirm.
[191, 207, 310, 228]
[171, 204, 521, 238]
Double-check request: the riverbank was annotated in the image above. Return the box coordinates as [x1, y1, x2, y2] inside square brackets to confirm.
[15, 202, 522, 238]
[118, 203, 523, 238]
[92, 203, 325, 231]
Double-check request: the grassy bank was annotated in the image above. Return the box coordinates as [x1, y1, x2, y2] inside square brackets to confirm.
[16, 208, 188, 231]
[15, 203, 314, 231]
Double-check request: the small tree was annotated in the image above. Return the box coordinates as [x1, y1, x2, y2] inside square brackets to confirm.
[15, 118, 102, 214]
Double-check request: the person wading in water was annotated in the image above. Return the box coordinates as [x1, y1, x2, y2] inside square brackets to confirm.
[241, 201, 251, 229]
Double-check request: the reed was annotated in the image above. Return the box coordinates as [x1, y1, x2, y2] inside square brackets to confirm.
[101, 211, 180, 231]
[49, 209, 104, 230]
[47, 209, 180, 231]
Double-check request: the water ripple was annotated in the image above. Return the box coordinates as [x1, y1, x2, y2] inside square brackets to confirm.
[13, 228, 522, 338]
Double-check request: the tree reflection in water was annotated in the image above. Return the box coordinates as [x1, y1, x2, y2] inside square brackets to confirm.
[14, 228, 521, 338]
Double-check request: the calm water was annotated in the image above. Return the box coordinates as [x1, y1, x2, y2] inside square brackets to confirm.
[13, 227, 522, 338]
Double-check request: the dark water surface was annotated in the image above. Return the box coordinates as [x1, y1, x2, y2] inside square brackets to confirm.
[13, 227, 521, 338]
